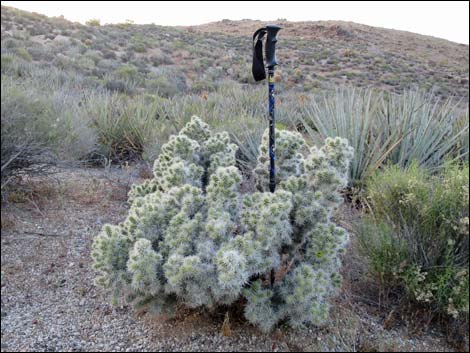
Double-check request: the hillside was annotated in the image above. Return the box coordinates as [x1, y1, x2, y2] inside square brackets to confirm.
[1, 6, 469, 352]
[1, 5, 469, 99]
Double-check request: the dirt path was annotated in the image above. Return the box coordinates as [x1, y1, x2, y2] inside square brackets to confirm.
[0, 167, 458, 352]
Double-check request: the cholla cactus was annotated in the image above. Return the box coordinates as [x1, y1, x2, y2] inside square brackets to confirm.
[254, 129, 305, 191]
[128, 116, 237, 202]
[92, 116, 353, 332]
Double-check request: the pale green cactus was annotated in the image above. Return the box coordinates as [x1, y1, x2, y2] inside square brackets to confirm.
[91, 224, 132, 303]
[128, 116, 237, 202]
[92, 116, 353, 332]
[254, 129, 305, 191]
[127, 239, 163, 296]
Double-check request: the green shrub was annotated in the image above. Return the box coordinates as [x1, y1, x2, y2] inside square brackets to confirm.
[1, 54, 15, 72]
[1, 53, 35, 78]
[149, 53, 173, 66]
[15, 47, 32, 62]
[1, 78, 55, 182]
[114, 64, 139, 82]
[357, 163, 469, 318]
[77, 56, 95, 70]
[101, 48, 117, 60]
[104, 78, 131, 94]
[128, 42, 147, 53]
[92, 116, 353, 332]
[356, 220, 408, 288]
[147, 69, 187, 97]
[190, 80, 216, 93]
[148, 75, 180, 97]
[27, 45, 54, 62]
[86, 18, 101, 27]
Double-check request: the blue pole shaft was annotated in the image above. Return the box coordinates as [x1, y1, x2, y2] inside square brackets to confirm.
[268, 68, 275, 193]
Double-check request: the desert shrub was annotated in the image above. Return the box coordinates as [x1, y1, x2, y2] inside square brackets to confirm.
[0, 76, 96, 182]
[190, 80, 216, 93]
[77, 56, 96, 71]
[357, 163, 469, 319]
[4, 38, 19, 49]
[147, 75, 181, 97]
[86, 18, 100, 27]
[149, 52, 173, 66]
[52, 54, 74, 71]
[15, 47, 32, 62]
[128, 41, 147, 54]
[92, 116, 353, 331]
[233, 63, 255, 84]
[101, 48, 117, 60]
[1, 53, 35, 78]
[103, 78, 132, 94]
[45, 33, 56, 41]
[60, 29, 72, 36]
[454, 109, 469, 162]
[114, 64, 139, 83]
[1, 54, 15, 72]
[2, 68, 99, 154]
[27, 44, 55, 62]
[147, 69, 187, 97]
[1, 79, 55, 184]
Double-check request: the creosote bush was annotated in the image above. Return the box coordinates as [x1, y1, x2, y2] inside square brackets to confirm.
[92, 116, 353, 331]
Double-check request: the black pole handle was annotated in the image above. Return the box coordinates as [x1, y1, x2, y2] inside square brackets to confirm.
[265, 25, 282, 68]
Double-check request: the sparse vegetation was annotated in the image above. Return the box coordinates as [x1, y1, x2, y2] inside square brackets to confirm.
[1, 4, 468, 352]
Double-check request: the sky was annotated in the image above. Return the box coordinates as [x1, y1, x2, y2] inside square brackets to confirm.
[2, 1, 469, 44]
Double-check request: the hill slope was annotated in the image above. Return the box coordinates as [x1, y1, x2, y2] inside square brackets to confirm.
[1, 5, 468, 100]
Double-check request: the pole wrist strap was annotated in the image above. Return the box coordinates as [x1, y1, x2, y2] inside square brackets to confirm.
[252, 27, 267, 81]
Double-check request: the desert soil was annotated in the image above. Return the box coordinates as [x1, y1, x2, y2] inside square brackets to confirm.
[0, 166, 459, 352]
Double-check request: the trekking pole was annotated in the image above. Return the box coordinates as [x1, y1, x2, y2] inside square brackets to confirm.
[252, 25, 282, 193]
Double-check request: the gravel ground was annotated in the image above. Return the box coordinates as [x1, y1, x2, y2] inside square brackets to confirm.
[0, 167, 459, 352]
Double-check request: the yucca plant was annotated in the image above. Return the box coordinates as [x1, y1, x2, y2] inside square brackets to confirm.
[299, 87, 469, 185]
[455, 109, 469, 163]
[299, 87, 404, 184]
[86, 93, 159, 160]
[383, 90, 469, 171]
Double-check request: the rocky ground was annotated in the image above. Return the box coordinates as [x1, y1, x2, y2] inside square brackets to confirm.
[0, 166, 461, 352]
